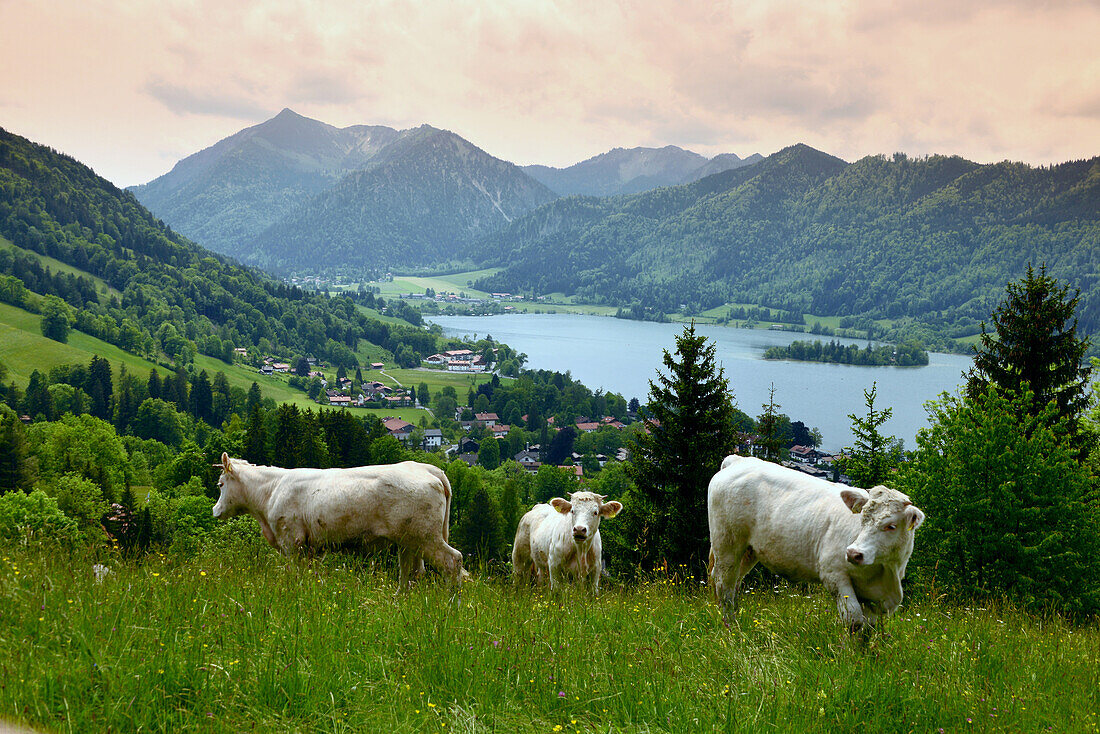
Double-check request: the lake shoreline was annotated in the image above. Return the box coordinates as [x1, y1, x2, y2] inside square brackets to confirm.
[429, 313, 971, 452]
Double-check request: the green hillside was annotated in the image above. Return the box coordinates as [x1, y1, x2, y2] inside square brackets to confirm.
[477, 146, 1100, 345]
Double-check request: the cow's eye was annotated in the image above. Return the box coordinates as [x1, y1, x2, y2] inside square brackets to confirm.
[884, 523, 897, 531]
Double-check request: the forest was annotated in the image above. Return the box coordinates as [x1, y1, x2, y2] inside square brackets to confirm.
[474, 146, 1100, 348]
[763, 339, 929, 366]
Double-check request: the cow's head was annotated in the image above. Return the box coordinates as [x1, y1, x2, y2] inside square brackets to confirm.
[841, 485, 925, 567]
[212, 452, 249, 520]
[550, 491, 622, 545]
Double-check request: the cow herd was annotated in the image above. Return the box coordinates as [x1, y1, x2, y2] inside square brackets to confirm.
[213, 452, 924, 629]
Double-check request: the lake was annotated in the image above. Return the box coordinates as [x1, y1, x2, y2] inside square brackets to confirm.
[429, 313, 973, 451]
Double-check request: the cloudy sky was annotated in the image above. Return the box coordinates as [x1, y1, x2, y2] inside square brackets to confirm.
[2, 0, 1097, 187]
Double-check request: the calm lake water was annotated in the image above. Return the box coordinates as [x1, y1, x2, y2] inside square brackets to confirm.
[429, 313, 972, 451]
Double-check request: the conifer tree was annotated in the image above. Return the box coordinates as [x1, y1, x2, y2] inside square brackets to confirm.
[966, 264, 1092, 453]
[755, 383, 785, 463]
[0, 406, 35, 493]
[244, 403, 268, 465]
[23, 369, 53, 421]
[626, 322, 736, 573]
[841, 383, 901, 488]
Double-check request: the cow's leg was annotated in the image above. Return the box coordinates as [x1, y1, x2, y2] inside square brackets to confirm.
[712, 543, 754, 624]
[397, 545, 420, 592]
[827, 576, 865, 633]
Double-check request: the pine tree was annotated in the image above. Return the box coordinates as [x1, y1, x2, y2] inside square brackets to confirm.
[0, 406, 35, 493]
[626, 322, 737, 574]
[244, 403, 268, 465]
[86, 356, 113, 420]
[755, 383, 785, 463]
[246, 382, 263, 413]
[842, 383, 901, 488]
[23, 369, 53, 421]
[966, 264, 1092, 454]
[454, 484, 506, 567]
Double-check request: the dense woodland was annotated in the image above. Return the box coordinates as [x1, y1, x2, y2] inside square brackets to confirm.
[0, 127, 476, 370]
[764, 339, 929, 366]
[476, 146, 1100, 348]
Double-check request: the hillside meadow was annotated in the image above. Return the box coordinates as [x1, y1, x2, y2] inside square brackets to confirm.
[1, 534, 1097, 733]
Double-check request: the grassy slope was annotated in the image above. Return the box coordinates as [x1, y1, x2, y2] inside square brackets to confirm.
[1, 540, 1097, 733]
[1, 235, 120, 301]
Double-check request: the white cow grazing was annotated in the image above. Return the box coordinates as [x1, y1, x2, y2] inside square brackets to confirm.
[708, 455, 925, 630]
[212, 453, 464, 588]
[512, 491, 622, 593]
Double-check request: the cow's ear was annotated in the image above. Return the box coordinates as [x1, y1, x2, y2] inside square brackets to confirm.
[840, 488, 869, 514]
[221, 452, 232, 474]
[550, 497, 572, 514]
[905, 505, 925, 531]
[600, 501, 623, 518]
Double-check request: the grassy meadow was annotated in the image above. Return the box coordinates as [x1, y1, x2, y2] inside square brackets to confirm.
[1, 536, 1097, 733]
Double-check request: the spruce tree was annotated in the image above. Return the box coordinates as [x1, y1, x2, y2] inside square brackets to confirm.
[244, 403, 268, 465]
[842, 382, 901, 488]
[966, 264, 1091, 453]
[626, 322, 736, 573]
[755, 383, 785, 463]
[0, 406, 35, 493]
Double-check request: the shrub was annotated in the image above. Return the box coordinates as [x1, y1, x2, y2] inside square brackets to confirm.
[903, 386, 1100, 618]
[0, 489, 79, 544]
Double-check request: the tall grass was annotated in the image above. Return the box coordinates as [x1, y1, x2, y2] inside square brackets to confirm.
[1, 538, 1097, 733]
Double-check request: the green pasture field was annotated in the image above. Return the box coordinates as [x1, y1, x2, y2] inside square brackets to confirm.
[378, 367, 507, 395]
[0, 301, 164, 385]
[2, 235, 120, 302]
[1, 539, 1097, 733]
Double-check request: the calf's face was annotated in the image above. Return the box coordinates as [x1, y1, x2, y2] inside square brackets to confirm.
[841, 486, 925, 567]
[550, 492, 622, 544]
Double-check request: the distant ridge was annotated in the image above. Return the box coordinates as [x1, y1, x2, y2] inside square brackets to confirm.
[131, 110, 555, 270]
[522, 145, 762, 197]
[475, 144, 1100, 344]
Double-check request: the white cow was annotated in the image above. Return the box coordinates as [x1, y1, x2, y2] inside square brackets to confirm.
[708, 455, 924, 630]
[212, 453, 464, 588]
[512, 491, 622, 593]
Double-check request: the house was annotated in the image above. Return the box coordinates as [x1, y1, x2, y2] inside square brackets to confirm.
[424, 353, 448, 365]
[232, 347, 248, 356]
[272, 362, 291, 373]
[259, 364, 274, 375]
[371, 362, 385, 369]
[384, 395, 412, 408]
[382, 417, 415, 441]
[489, 423, 511, 438]
[457, 453, 479, 467]
[328, 394, 351, 406]
[575, 422, 601, 433]
[421, 428, 444, 451]
[457, 436, 480, 455]
[475, 412, 499, 426]
[513, 450, 541, 474]
[789, 445, 818, 463]
[448, 360, 474, 372]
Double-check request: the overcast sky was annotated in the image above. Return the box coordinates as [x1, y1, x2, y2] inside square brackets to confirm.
[2, 0, 1097, 187]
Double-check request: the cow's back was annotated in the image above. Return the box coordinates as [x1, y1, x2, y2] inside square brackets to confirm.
[708, 455, 856, 581]
[270, 463, 449, 548]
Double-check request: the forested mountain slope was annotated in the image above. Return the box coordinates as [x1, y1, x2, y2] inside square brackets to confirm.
[0, 127, 439, 370]
[132, 110, 556, 271]
[130, 109, 403, 257]
[245, 125, 556, 272]
[522, 145, 763, 197]
[478, 146, 1100, 337]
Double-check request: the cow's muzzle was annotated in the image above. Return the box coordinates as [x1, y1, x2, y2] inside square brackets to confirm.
[846, 548, 865, 565]
[572, 529, 588, 541]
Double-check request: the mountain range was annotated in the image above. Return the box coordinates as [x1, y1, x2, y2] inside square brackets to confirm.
[522, 147, 762, 197]
[476, 145, 1100, 341]
[130, 110, 759, 272]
